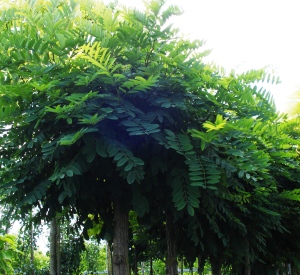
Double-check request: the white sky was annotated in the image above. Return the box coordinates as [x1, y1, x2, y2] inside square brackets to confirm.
[107, 0, 300, 112]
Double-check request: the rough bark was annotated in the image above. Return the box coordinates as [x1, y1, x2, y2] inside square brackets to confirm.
[165, 211, 178, 275]
[210, 256, 222, 275]
[50, 218, 57, 275]
[56, 219, 61, 275]
[112, 197, 130, 275]
[107, 241, 113, 275]
[50, 217, 60, 275]
[244, 239, 251, 275]
[198, 255, 205, 275]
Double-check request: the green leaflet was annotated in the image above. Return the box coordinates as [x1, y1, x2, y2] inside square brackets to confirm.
[279, 189, 300, 201]
[75, 42, 122, 75]
[96, 140, 108, 158]
[65, 91, 109, 102]
[164, 130, 193, 157]
[171, 168, 200, 215]
[120, 75, 159, 93]
[203, 114, 227, 132]
[132, 187, 149, 217]
[188, 128, 217, 151]
[117, 157, 128, 167]
[41, 140, 57, 160]
[49, 161, 83, 183]
[186, 155, 206, 188]
[155, 95, 187, 109]
[104, 139, 145, 184]
[0, 103, 18, 122]
[122, 119, 160, 135]
[59, 128, 98, 146]
[187, 205, 195, 216]
[225, 149, 244, 157]
[186, 155, 221, 189]
[78, 113, 107, 125]
[17, 180, 50, 207]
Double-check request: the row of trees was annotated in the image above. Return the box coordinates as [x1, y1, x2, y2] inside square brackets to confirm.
[0, 216, 105, 275]
[1, 218, 211, 275]
[1, 0, 300, 274]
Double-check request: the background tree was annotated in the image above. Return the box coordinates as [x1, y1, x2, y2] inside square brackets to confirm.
[0, 234, 19, 275]
[79, 240, 107, 274]
[11, 212, 47, 275]
[60, 218, 84, 275]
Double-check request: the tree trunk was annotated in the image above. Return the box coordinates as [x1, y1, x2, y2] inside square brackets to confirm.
[3, 223, 10, 275]
[56, 219, 61, 275]
[141, 262, 145, 275]
[50, 217, 60, 275]
[150, 256, 153, 275]
[107, 241, 113, 275]
[180, 257, 184, 275]
[112, 197, 130, 275]
[244, 239, 251, 275]
[198, 255, 205, 275]
[190, 264, 193, 275]
[165, 211, 178, 275]
[30, 211, 35, 275]
[291, 265, 300, 275]
[50, 218, 57, 275]
[133, 248, 138, 275]
[210, 256, 222, 275]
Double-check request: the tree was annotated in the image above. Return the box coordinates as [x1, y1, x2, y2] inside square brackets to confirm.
[0, 0, 204, 273]
[2, 2, 193, 272]
[79, 239, 106, 274]
[50, 217, 60, 275]
[60, 218, 83, 275]
[34, 251, 50, 275]
[12, 217, 40, 275]
[1, 1, 300, 275]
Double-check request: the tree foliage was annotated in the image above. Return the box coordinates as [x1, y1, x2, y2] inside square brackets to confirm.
[0, 234, 19, 274]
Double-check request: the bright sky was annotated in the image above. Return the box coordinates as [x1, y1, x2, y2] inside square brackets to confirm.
[107, 0, 300, 112]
